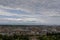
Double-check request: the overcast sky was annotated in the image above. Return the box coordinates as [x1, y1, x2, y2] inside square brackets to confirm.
[0, 0, 60, 25]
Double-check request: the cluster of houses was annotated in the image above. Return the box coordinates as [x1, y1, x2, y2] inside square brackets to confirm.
[0, 26, 59, 35]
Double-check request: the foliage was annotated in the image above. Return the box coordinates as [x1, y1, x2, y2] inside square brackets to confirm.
[0, 33, 59, 40]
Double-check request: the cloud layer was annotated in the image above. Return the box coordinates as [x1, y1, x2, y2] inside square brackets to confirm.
[0, 0, 60, 25]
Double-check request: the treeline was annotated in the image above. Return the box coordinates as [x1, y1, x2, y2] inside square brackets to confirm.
[0, 25, 57, 27]
[0, 32, 59, 40]
[0, 34, 29, 40]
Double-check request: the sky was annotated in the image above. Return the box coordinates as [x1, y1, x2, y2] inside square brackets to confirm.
[0, 0, 60, 25]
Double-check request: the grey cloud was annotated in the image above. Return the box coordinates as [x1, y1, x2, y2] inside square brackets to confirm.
[0, 0, 60, 25]
[0, 0, 60, 14]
